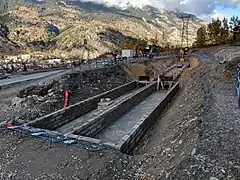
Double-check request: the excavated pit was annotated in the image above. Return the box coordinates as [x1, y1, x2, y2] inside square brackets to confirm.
[27, 80, 179, 154]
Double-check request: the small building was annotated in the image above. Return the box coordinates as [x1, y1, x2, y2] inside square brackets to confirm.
[6, 55, 18, 62]
[34, 55, 45, 60]
[21, 54, 31, 60]
[52, 58, 61, 63]
[121, 49, 135, 58]
[47, 59, 61, 64]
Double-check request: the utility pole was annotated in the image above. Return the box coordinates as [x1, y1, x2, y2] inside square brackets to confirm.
[180, 14, 191, 48]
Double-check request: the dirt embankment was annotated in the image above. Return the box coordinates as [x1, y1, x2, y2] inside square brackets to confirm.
[133, 57, 205, 179]
[123, 58, 176, 79]
[1, 66, 131, 123]
[134, 56, 240, 180]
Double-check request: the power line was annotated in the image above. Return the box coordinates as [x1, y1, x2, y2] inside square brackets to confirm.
[180, 14, 191, 48]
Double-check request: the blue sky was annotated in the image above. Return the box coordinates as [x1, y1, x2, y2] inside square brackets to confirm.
[36, 0, 240, 22]
[215, 4, 240, 20]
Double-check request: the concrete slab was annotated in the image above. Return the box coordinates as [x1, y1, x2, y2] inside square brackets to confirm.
[95, 90, 167, 144]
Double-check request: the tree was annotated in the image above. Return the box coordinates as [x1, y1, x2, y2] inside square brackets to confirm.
[220, 18, 230, 44]
[229, 15, 240, 31]
[229, 15, 240, 43]
[135, 39, 147, 54]
[0, 22, 9, 39]
[123, 38, 147, 54]
[46, 24, 60, 43]
[208, 18, 222, 45]
[150, 33, 159, 45]
[195, 26, 207, 47]
[123, 40, 135, 49]
[161, 30, 168, 47]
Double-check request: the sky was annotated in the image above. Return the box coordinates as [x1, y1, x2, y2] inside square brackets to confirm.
[79, 0, 240, 22]
[39, 0, 240, 22]
[213, 4, 240, 21]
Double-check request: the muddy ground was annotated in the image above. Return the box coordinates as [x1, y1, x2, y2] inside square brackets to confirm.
[1, 53, 240, 179]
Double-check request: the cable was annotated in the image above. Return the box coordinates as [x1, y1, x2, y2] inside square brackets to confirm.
[4, 126, 107, 152]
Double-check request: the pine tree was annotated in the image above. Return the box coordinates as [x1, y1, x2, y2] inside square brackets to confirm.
[229, 15, 240, 31]
[229, 15, 240, 43]
[195, 26, 207, 47]
[220, 18, 230, 44]
[0, 23, 9, 39]
[208, 18, 222, 45]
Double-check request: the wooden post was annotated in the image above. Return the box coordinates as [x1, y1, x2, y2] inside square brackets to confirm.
[157, 74, 160, 90]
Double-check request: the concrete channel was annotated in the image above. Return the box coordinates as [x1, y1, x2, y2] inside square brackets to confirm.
[26, 80, 179, 154]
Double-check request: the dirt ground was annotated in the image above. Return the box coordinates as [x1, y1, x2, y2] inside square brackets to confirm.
[0, 70, 70, 121]
[133, 53, 240, 179]
[1, 66, 131, 123]
[1, 53, 240, 179]
[124, 58, 176, 79]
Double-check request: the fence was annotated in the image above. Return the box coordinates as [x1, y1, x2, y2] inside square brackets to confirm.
[236, 64, 240, 107]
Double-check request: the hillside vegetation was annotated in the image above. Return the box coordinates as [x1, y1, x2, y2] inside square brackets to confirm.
[1, 1, 204, 58]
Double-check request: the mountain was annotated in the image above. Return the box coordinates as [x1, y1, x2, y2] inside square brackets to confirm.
[1, 0, 204, 58]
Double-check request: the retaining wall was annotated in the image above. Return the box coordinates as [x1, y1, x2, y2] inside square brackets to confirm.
[27, 81, 137, 130]
[114, 82, 180, 154]
[72, 82, 157, 137]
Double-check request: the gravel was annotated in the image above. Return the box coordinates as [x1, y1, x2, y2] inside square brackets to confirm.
[162, 54, 240, 179]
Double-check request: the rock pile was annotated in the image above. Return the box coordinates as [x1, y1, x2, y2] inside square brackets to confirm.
[2, 66, 131, 123]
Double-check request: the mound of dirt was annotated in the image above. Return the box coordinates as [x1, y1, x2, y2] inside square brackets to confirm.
[123, 58, 176, 80]
[2, 66, 131, 123]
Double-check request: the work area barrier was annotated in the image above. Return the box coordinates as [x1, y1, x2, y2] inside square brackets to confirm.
[236, 64, 240, 107]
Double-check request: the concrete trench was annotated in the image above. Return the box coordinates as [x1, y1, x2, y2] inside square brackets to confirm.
[27, 80, 179, 154]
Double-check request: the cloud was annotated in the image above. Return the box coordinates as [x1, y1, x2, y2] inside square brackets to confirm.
[76, 0, 239, 16]
[211, 12, 226, 21]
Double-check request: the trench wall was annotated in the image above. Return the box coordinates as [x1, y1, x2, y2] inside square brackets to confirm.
[114, 82, 180, 154]
[27, 81, 137, 130]
[72, 82, 157, 137]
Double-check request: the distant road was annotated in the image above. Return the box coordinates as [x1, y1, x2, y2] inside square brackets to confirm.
[0, 70, 65, 89]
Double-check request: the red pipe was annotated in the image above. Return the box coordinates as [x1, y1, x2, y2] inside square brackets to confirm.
[64, 90, 71, 108]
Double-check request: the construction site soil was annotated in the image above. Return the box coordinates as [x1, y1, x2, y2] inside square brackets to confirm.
[1, 66, 131, 123]
[1, 53, 240, 179]
[0, 58, 175, 124]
